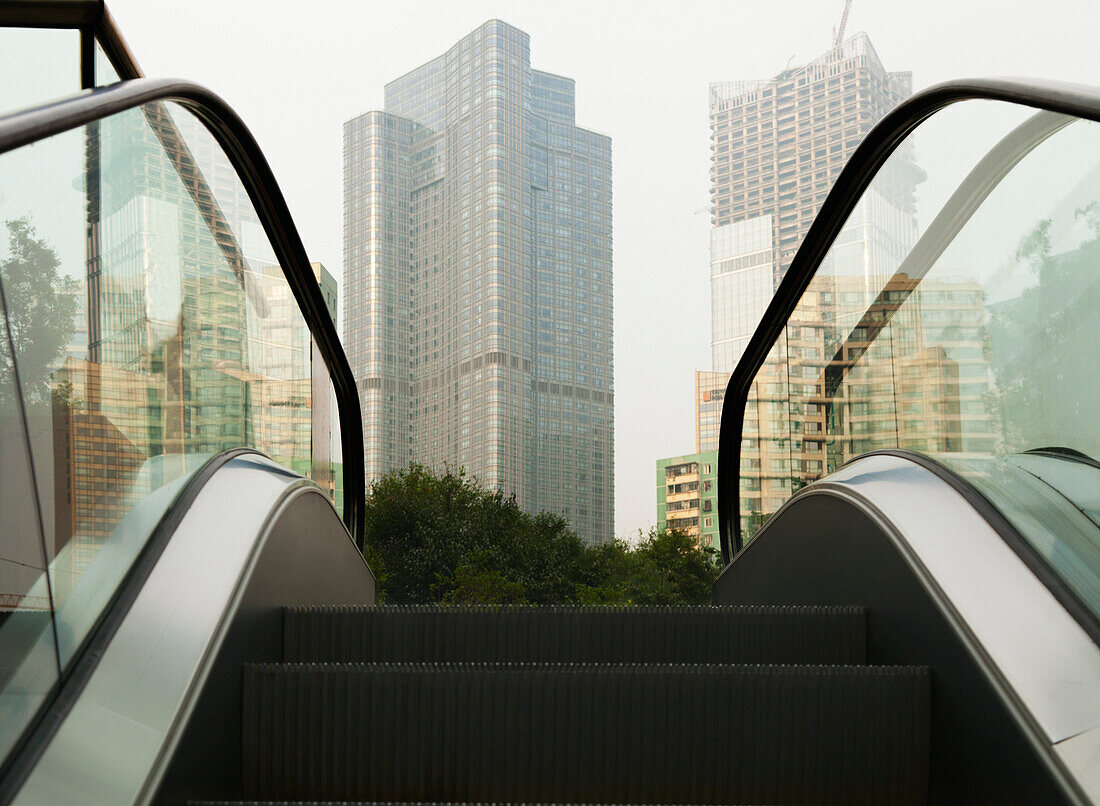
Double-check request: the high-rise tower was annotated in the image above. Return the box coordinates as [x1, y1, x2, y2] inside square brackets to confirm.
[344, 20, 614, 543]
[709, 33, 912, 372]
[704, 34, 924, 541]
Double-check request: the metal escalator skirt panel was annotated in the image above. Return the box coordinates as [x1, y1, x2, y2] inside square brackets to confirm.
[812, 452, 1100, 746]
[9, 455, 316, 806]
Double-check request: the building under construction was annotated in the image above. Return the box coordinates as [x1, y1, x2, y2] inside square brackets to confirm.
[708, 30, 914, 372]
[658, 17, 927, 543]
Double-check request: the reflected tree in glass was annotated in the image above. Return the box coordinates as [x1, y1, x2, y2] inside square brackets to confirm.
[0, 218, 78, 408]
[987, 209, 1100, 458]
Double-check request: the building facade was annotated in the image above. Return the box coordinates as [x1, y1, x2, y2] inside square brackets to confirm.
[709, 32, 913, 373]
[694, 370, 727, 453]
[659, 33, 918, 541]
[344, 20, 614, 543]
[656, 451, 719, 549]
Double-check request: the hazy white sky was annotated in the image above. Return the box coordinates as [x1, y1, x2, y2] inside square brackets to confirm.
[107, 0, 1100, 539]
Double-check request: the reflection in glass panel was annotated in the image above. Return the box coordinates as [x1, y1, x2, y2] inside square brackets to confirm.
[328, 375, 344, 519]
[739, 333, 789, 541]
[735, 99, 1100, 617]
[0, 28, 80, 115]
[939, 453, 1100, 616]
[0, 100, 339, 671]
[0, 286, 59, 761]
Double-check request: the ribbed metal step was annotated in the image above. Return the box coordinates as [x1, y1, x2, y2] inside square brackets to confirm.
[243, 662, 929, 805]
[283, 605, 867, 665]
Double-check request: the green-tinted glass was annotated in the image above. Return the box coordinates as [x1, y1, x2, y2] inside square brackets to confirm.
[0, 282, 60, 762]
[0, 100, 339, 677]
[736, 98, 1100, 618]
[0, 28, 81, 115]
[94, 38, 121, 85]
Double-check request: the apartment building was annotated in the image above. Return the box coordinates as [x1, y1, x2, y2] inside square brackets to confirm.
[656, 451, 720, 549]
[709, 33, 913, 372]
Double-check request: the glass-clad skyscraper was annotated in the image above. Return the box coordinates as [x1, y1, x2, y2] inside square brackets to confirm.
[344, 20, 613, 543]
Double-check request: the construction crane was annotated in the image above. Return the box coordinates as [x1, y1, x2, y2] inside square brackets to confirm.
[833, 0, 852, 48]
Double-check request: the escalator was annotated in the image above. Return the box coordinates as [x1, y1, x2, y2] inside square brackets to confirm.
[0, 4, 1098, 806]
[5, 452, 373, 806]
[200, 605, 930, 804]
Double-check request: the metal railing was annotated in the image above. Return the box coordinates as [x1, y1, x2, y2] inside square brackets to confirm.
[0, 1, 364, 548]
[717, 77, 1100, 564]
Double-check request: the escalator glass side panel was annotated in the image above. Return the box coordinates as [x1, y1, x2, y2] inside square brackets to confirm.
[1010, 452, 1100, 530]
[93, 40, 121, 86]
[738, 332, 791, 538]
[735, 97, 1100, 589]
[318, 367, 343, 519]
[936, 453, 1100, 623]
[0, 100, 338, 677]
[0, 265, 61, 763]
[0, 28, 81, 116]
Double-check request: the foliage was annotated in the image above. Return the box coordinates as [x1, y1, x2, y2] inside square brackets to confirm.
[0, 218, 79, 407]
[987, 212, 1100, 452]
[364, 464, 721, 605]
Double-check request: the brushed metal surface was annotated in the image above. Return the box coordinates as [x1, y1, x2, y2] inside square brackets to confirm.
[10, 455, 370, 806]
[821, 453, 1100, 745]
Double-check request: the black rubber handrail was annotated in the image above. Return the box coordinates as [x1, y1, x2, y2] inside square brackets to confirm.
[0, 78, 366, 550]
[717, 77, 1100, 564]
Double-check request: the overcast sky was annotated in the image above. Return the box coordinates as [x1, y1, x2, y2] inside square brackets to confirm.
[107, 0, 1100, 539]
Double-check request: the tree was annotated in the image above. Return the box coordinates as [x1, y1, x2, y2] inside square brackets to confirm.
[0, 218, 79, 408]
[364, 464, 722, 605]
[987, 214, 1100, 452]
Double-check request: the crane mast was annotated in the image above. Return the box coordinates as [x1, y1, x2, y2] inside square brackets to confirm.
[833, 0, 852, 48]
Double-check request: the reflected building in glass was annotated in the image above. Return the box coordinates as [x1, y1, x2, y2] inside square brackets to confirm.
[738, 269, 994, 540]
[659, 35, 915, 541]
[344, 20, 614, 544]
[36, 107, 336, 581]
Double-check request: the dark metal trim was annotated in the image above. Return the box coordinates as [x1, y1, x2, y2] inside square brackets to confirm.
[1023, 446, 1100, 473]
[78, 25, 93, 88]
[718, 78, 1100, 564]
[93, 5, 142, 79]
[850, 450, 1100, 650]
[0, 0, 101, 28]
[0, 1, 141, 80]
[0, 448, 256, 804]
[0, 79, 366, 551]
